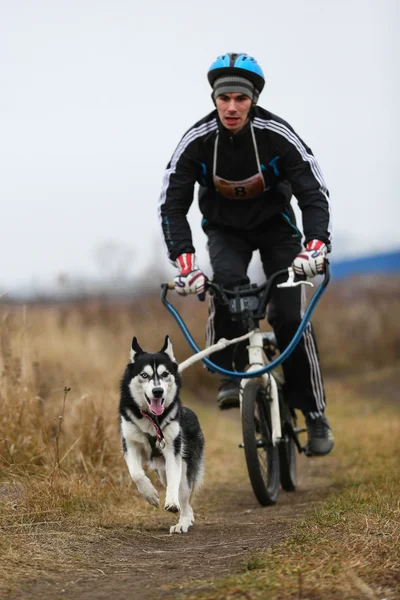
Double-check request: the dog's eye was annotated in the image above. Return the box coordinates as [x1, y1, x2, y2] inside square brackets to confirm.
[161, 372, 169, 379]
[140, 372, 149, 379]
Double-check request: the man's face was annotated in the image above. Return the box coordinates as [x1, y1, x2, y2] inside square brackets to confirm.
[215, 92, 253, 133]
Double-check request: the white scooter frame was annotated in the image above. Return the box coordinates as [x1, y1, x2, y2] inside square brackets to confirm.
[177, 267, 313, 447]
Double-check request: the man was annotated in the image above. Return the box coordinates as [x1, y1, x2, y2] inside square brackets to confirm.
[158, 52, 334, 456]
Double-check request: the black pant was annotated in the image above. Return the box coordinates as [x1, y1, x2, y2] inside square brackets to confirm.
[205, 214, 326, 414]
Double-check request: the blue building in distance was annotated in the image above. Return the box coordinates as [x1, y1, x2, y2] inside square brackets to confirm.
[331, 249, 400, 279]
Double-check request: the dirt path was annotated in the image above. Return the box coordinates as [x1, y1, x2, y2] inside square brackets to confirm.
[6, 454, 336, 600]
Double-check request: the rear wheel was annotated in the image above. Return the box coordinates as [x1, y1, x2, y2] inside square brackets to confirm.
[241, 380, 280, 506]
[278, 396, 297, 492]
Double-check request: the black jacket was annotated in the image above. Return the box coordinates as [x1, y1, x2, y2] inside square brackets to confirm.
[159, 106, 332, 262]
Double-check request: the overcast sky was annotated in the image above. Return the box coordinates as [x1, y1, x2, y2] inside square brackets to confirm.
[0, 0, 398, 291]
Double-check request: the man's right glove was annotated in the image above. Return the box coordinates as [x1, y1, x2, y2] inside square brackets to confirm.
[293, 240, 328, 278]
[174, 253, 206, 301]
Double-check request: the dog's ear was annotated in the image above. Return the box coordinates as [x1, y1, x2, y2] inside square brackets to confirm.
[130, 337, 144, 362]
[160, 335, 176, 362]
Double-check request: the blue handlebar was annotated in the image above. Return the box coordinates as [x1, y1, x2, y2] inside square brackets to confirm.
[161, 265, 330, 380]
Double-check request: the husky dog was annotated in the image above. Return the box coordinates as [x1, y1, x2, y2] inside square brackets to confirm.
[119, 335, 204, 534]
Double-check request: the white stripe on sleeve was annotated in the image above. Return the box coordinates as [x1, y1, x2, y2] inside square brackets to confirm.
[158, 119, 218, 260]
[253, 117, 332, 243]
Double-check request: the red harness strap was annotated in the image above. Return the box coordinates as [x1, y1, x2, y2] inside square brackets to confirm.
[140, 411, 166, 449]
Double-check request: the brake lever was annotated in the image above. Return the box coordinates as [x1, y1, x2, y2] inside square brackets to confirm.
[277, 267, 314, 289]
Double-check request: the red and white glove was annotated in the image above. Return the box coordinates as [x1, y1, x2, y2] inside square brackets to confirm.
[174, 253, 206, 301]
[293, 240, 328, 278]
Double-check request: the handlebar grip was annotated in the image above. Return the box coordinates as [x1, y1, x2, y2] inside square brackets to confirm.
[167, 281, 175, 290]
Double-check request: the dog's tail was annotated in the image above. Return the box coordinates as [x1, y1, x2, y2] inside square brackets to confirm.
[191, 444, 205, 495]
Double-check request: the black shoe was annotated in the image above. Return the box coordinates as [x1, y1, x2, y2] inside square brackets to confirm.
[216, 379, 240, 410]
[304, 413, 334, 456]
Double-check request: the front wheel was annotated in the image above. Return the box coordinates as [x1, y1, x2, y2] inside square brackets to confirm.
[241, 380, 280, 506]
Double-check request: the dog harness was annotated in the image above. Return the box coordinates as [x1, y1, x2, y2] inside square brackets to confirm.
[140, 410, 166, 450]
[213, 122, 266, 200]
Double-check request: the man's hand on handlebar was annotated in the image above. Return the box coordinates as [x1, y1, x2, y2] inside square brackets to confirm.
[292, 240, 327, 279]
[174, 253, 207, 301]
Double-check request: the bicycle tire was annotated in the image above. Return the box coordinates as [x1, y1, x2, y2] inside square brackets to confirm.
[241, 380, 280, 506]
[278, 395, 297, 492]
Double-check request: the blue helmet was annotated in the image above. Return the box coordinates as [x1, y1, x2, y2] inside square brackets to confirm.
[207, 52, 265, 94]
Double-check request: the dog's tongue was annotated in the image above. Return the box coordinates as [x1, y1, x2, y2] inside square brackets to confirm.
[149, 398, 164, 416]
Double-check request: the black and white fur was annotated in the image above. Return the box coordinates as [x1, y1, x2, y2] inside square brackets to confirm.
[119, 336, 204, 534]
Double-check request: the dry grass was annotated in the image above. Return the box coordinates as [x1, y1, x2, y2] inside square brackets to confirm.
[178, 380, 400, 600]
[0, 279, 399, 597]
[312, 275, 400, 373]
[0, 297, 245, 591]
[0, 296, 212, 477]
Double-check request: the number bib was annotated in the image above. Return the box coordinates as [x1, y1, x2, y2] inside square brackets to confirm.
[213, 172, 265, 199]
[212, 122, 267, 200]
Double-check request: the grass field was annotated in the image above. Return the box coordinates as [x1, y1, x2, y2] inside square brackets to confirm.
[179, 370, 400, 599]
[0, 281, 399, 598]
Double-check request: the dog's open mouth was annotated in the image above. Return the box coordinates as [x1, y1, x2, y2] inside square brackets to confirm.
[145, 395, 165, 416]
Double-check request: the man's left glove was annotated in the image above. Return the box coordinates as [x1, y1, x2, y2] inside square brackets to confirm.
[293, 240, 328, 278]
[174, 253, 207, 301]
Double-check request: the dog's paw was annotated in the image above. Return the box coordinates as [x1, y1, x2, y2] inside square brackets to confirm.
[164, 500, 180, 513]
[137, 478, 159, 508]
[170, 517, 192, 534]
